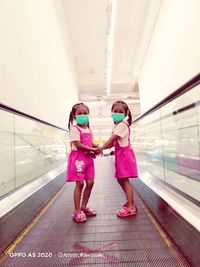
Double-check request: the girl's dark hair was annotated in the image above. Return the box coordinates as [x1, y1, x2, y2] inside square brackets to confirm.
[68, 103, 89, 130]
[111, 100, 132, 126]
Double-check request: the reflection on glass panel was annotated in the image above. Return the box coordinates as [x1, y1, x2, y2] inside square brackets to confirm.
[162, 91, 200, 184]
[132, 85, 200, 203]
[174, 105, 197, 129]
[0, 111, 15, 197]
[161, 84, 200, 116]
[0, 110, 67, 198]
[162, 128, 199, 181]
[161, 105, 197, 131]
[15, 116, 67, 188]
[133, 110, 164, 180]
[197, 103, 200, 125]
[164, 169, 200, 202]
[161, 85, 200, 131]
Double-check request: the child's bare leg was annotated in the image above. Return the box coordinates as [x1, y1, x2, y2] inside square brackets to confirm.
[118, 179, 136, 210]
[117, 179, 126, 193]
[74, 181, 84, 211]
[81, 179, 94, 209]
[123, 179, 136, 209]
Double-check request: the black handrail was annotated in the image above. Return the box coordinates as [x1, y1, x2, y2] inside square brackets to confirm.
[132, 73, 200, 124]
[0, 102, 67, 131]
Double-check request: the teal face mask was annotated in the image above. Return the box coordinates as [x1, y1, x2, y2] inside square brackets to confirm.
[75, 115, 89, 125]
[111, 113, 125, 122]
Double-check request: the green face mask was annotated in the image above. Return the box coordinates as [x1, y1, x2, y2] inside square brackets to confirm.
[111, 113, 125, 122]
[75, 115, 89, 125]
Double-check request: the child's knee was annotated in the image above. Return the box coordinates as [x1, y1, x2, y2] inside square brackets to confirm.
[76, 181, 84, 189]
[117, 179, 124, 185]
[86, 180, 94, 188]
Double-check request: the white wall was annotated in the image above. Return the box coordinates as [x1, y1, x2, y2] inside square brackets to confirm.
[138, 0, 200, 113]
[0, 0, 79, 129]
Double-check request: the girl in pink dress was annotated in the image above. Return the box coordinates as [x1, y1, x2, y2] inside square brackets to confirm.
[66, 103, 99, 223]
[100, 101, 138, 218]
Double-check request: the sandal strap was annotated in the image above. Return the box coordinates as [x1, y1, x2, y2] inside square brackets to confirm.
[118, 208, 128, 215]
[118, 207, 136, 216]
[82, 207, 96, 215]
[85, 207, 95, 213]
[73, 211, 86, 221]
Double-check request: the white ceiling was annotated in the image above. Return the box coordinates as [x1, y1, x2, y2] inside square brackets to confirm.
[63, 0, 162, 98]
[62, 0, 162, 140]
[63, 0, 107, 97]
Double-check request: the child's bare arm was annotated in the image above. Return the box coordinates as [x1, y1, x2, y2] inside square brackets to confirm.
[92, 143, 99, 148]
[73, 141, 98, 152]
[101, 134, 118, 150]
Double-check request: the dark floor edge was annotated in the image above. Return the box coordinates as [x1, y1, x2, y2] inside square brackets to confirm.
[0, 171, 66, 256]
[132, 179, 200, 267]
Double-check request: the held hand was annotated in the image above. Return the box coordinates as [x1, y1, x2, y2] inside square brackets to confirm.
[92, 147, 103, 156]
[96, 146, 103, 156]
[93, 147, 101, 154]
[85, 150, 96, 158]
[87, 147, 102, 158]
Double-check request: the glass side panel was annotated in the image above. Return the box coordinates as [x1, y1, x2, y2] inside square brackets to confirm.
[15, 116, 67, 188]
[0, 110, 15, 197]
[162, 127, 199, 177]
[0, 111, 67, 197]
[132, 84, 200, 202]
[133, 110, 164, 180]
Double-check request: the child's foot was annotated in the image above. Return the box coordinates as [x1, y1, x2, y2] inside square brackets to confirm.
[123, 202, 137, 211]
[117, 206, 137, 218]
[73, 210, 87, 223]
[81, 207, 96, 216]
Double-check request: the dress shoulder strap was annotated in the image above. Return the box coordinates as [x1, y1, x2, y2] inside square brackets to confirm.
[120, 121, 130, 131]
[73, 125, 92, 135]
[73, 125, 82, 133]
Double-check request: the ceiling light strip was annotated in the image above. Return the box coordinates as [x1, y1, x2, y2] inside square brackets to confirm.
[104, 0, 116, 96]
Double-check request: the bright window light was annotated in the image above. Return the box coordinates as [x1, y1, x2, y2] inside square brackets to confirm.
[104, 0, 116, 96]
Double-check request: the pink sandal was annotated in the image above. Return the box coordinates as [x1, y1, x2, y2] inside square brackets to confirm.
[73, 210, 87, 223]
[123, 202, 128, 207]
[123, 202, 137, 211]
[117, 206, 137, 218]
[81, 207, 96, 216]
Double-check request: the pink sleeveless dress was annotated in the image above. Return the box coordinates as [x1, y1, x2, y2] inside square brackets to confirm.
[114, 123, 138, 179]
[66, 126, 95, 182]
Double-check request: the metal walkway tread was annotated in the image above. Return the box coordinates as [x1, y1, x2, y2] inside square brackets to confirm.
[0, 159, 190, 267]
